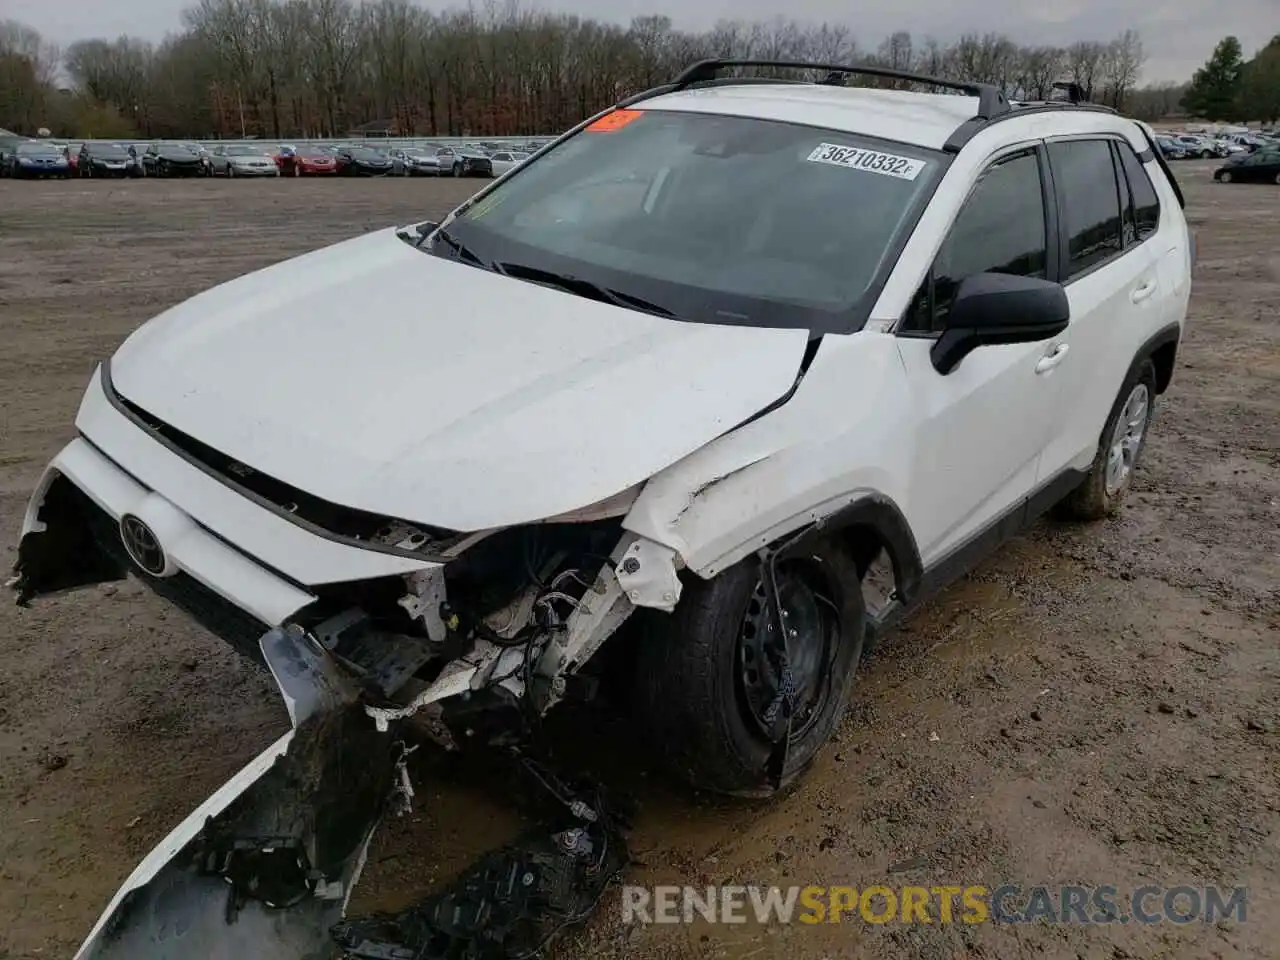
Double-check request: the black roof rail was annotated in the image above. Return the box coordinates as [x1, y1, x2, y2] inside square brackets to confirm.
[943, 100, 1123, 152]
[669, 59, 1011, 120]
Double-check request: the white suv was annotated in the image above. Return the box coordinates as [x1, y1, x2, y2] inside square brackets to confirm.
[13, 58, 1191, 958]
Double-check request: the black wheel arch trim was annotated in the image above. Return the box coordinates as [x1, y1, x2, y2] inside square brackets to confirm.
[771, 492, 924, 608]
[1131, 322, 1181, 393]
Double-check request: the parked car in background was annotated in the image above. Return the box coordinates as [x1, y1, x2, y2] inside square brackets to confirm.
[388, 147, 441, 176]
[277, 144, 339, 176]
[1223, 133, 1266, 153]
[59, 144, 83, 174]
[208, 144, 281, 177]
[79, 142, 138, 178]
[1174, 135, 1227, 159]
[1154, 136, 1191, 160]
[488, 150, 530, 176]
[443, 146, 494, 177]
[4, 140, 71, 178]
[135, 142, 209, 177]
[1214, 148, 1280, 184]
[0, 133, 28, 169]
[334, 145, 394, 176]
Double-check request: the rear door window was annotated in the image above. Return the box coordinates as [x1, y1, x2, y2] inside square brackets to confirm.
[1048, 139, 1124, 279]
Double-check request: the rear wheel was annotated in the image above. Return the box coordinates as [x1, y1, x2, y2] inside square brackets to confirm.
[634, 542, 865, 797]
[1058, 359, 1157, 521]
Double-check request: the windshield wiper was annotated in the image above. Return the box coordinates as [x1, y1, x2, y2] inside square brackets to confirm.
[495, 262, 675, 318]
[429, 227, 488, 267]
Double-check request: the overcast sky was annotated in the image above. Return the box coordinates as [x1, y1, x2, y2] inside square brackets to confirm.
[7, 0, 1275, 84]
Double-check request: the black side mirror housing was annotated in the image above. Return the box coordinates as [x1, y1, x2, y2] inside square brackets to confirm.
[931, 272, 1070, 375]
[414, 221, 439, 237]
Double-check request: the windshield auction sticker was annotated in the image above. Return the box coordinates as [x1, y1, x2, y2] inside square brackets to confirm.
[806, 143, 926, 180]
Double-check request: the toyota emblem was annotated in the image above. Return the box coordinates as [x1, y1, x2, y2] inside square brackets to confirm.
[120, 515, 167, 576]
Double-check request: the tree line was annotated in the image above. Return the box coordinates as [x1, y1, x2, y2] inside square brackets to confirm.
[1182, 35, 1280, 123]
[0, 2, 1272, 141]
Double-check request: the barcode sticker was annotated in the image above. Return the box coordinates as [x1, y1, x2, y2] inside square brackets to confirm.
[806, 143, 927, 180]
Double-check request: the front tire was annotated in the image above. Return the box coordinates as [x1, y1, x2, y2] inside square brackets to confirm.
[1058, 359, 1158, 521]
[634, 542, 865, 797]
[1220, 170, 1233, 183]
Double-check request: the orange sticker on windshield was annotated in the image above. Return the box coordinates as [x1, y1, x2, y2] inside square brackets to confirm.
[586, 109, 644, 133]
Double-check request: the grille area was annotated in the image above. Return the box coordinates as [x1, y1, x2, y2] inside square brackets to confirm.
[80, 489, 275, 663]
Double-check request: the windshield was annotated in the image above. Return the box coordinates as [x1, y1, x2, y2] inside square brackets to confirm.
[16, 143, 55, 155]
[349, 148, 386, 160]
[441, 110, 943, 330]
[226, 145, 263, 156]
[93, 145, 130, 158]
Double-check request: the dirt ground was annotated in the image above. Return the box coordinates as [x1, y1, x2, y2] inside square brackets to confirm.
[0, 165, 1276, 960]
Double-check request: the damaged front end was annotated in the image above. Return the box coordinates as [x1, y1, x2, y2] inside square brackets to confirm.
[73, 617, 630, 960]
[15, 476, 655, 959]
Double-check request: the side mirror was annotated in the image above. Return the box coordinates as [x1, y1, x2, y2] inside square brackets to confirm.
[414, 220, 439, 237]
[930, 272, 1070, 375]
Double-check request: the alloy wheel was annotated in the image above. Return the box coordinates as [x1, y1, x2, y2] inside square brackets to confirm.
[1104, 383, 1150, 497]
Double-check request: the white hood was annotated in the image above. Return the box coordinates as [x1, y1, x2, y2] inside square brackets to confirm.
[110, 228, 809, 531]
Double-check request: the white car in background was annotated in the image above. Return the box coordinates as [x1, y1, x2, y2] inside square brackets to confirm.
[488, 149, 530, 176]
[12, 58, 1192, 960]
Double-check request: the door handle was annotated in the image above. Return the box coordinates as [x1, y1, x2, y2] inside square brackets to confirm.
[1131, 279, 1157, 303]
[1035, 343, 1070, 374]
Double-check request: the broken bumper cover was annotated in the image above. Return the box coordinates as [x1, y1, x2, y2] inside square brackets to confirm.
[75, 624, 404, 960]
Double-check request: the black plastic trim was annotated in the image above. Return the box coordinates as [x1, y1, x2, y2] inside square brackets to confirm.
[99, 361, 456, 563]
[1129, 322, 1181, 393]
[774, 493, 924, 608]
[864, 465, 1087, 650]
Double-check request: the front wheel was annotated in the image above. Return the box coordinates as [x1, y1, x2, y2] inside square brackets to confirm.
[1058, 359, 1158, 521]
[452, 162, 462, 177]
[633, 542, 865, 797]
[1273, 172, 1280, 185]
[1220, 170, 1233, 183]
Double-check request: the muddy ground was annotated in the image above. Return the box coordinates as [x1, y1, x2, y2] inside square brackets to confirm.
[0, 165, 1276, 959]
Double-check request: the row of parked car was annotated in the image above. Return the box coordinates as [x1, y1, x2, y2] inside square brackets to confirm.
[1153, 130, 1279, 161]
[0, 136, 547, 180]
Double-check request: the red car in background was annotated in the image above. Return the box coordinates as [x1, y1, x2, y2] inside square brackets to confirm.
[61, 144, 82, 174]
[277, 144, 339, 176]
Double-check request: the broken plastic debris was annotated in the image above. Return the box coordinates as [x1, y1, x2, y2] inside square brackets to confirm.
[333, 758, 629, 960]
